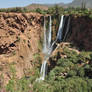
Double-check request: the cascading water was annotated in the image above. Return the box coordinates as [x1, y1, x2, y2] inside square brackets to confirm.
[40, 60, 47, 80]
[36, 16, 52, 81]
[39, 16, 52, 80]
[43, 16, 52, 54]
[56, 15, 64, 43]
[48, 15, 65, 54]
[36, 15, 65, 81]
[43, 17, 47, 54]
[48, 16, 52, 48]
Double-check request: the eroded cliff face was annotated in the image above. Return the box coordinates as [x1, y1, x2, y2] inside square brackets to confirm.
[68, 15, 92, 51]
[0, 13, 43, 85]
[0, 13, 92, 86]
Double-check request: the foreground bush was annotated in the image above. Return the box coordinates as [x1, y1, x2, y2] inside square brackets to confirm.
[32, 47, 92, 92]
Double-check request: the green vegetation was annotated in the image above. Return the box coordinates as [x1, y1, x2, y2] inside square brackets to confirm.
[0, 7, 29, 13]
[35, 8, 47, 15]
[17, 36, 20, 42]
[33, 53, 42, 67]
[46, 5, 92, 19]
[5, 46, 92, 92]
[6, 77, 32, 92]
[32, 47, 92, 92]
[0, 5, 92, 18]
[38, 36, 43, 51]
[0, 74, 4, 90]
[6, 63, 40, 92]
[0, 66, 3, 71]
[47, 5, 64, 15]
[1, 4, 92, 92]
[0, 7, 47, 14]
[23, 39, 26, 43]
[12, 51, 16, 55]
[9, 64, 16, 78]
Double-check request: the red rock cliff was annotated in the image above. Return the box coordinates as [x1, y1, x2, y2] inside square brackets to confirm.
[0, 12, 43, 85]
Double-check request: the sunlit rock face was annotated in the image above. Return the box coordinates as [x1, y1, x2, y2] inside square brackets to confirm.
[0, 12, 92, 86]
[0, 12, 43, 85]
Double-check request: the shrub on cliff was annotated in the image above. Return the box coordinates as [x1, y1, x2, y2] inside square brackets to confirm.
[35, 8, 47, 14]
[5, 46, 92, 92]
[0, 7, 29, 13]
[47, 5, 64, 15]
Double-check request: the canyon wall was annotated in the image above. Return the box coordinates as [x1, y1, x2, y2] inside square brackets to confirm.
[0, 13, 43, 85]
[68, 15, 92, 51]
[0, 13, 92, 86]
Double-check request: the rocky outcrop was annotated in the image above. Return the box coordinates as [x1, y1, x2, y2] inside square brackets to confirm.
[0, 12, 43, 85]
[0, 13, 92, 86]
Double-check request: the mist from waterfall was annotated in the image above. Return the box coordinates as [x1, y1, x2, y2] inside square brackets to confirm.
[36, 15, 65, 81]
[43, 17, 47, 54]
[36, 16, 52, 81]
[40, 60, 47, 80]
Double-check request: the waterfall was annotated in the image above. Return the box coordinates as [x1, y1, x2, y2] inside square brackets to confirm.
[39, 16, 52, 80]
[43, 17, 47, 54]
[48, 16, 52, 48]
[40, 60, 47, 80]
[43, 16, 52, 54]
[56, 15, 64, 43]
[36, 16, 52, 81]
[36, 15, 65, 81]
[48, 15, 65, 54]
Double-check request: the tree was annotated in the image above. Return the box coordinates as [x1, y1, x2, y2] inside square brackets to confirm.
[81, 0, 86, 10]
[36, 8, 42, 13]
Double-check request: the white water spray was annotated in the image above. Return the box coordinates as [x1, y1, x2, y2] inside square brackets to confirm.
[48, 16, 52, 48]
[39, 60, 47, 80]
[37, 15, 65, 81]
[43, 17, 47, 54]
[56, 15, 64, 42]
[36, 16, 52, 81]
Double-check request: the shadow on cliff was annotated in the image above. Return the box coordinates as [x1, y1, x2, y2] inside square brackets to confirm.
[66, 15, 92, 51]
